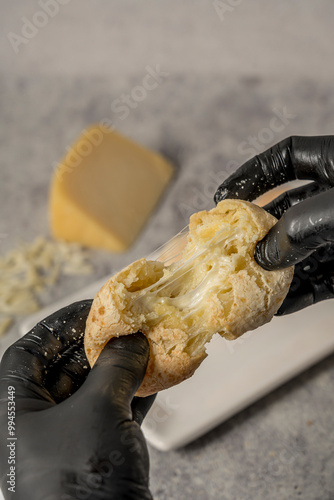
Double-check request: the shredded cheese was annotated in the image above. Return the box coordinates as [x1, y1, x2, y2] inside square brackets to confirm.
[0, 237, 93, 335]
[0, 317, 13, 337]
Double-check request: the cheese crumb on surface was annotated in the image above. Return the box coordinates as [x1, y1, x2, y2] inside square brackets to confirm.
[0, 236, 93, 334]
[0, 317, 13, 337]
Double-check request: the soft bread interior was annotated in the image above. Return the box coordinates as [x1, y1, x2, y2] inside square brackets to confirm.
[105, 206, 265, 357]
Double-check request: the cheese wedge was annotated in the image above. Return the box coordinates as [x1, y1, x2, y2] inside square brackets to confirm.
[50, 126, 173, 252]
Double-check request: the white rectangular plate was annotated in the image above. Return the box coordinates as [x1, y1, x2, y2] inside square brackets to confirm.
[20, 280, 334, 451]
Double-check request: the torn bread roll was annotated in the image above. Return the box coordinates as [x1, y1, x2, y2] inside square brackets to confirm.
[84, 200, 294, 397]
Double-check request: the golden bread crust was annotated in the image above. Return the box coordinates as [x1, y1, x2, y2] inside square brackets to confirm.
[84, 200, 294, 396]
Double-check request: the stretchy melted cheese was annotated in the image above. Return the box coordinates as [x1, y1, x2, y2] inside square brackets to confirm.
[50, 125, 173, 252]
[131, 226, 240, 348]
[85, 200, 294, 396]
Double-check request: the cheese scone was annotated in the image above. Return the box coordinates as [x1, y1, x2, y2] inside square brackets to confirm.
[84, 200, 294, 396]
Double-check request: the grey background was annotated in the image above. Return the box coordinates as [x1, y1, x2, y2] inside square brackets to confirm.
[1, 1, 334, 499]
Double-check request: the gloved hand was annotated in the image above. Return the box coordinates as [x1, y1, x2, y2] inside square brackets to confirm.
[214, 136, 334, 314]
[0, 300, 155, 500]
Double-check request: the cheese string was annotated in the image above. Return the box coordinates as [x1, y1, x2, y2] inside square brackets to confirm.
[133, 223, 242, 303]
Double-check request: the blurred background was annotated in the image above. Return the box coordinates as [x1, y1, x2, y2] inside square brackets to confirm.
[1, 1, 334, 499]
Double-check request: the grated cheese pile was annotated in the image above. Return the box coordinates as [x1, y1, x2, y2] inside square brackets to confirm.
[0, 237, 93, 335]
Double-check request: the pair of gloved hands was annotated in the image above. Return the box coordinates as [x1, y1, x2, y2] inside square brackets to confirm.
[1, 136, 334, 500]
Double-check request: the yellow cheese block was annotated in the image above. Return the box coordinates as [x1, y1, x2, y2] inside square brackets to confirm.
[50, 126, 173, 252]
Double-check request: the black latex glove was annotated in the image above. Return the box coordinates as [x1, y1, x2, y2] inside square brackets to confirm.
[0, 300, 155, 500]
[214, 136, 334, 315]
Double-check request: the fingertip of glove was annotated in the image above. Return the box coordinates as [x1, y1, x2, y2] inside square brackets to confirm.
[99, 332, 150, 363]
[86, 333, 150, 405]
[214, 185, 229, 204]
[105, 331, 149, 350]
[254, 240, 273, 270]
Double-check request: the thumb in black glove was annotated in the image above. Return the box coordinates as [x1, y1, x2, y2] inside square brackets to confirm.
[255, 187, 334, 314]
[0, 300, 155, 500]
[214, 136, 334, 314]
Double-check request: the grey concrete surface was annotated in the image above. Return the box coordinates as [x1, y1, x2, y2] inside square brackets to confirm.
[1, 1, 334, 499]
